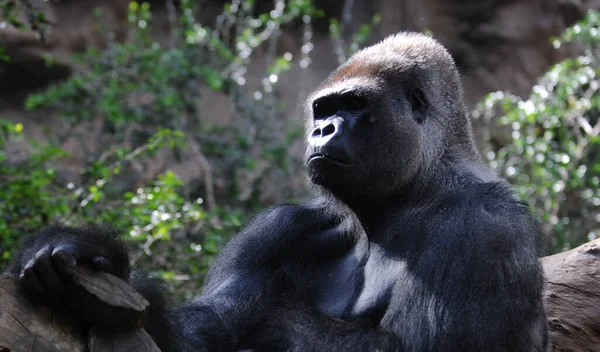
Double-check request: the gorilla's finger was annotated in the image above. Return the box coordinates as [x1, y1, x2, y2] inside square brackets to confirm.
[90, 256, 112, 272]
[52, 242, 100, 264]
[20, 259, 45, 293]
[51, 247, 78, 282]
[34, 247, 64, 290]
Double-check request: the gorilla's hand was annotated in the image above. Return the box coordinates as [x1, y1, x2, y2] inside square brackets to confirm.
[228, 202, 358, 267]
[8, 225, 130, 325]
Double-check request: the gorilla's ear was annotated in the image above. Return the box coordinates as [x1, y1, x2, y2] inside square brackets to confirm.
[408, 88, 428, 123]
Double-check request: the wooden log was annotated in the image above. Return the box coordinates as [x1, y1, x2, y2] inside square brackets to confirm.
[0, 267, 160, 352]
[2, 239, 600, 351]
[0, 274, 85, 352]
[71, 266, 150, 330]
[88, 327, 160, 352]
[542, 238, 600, 351]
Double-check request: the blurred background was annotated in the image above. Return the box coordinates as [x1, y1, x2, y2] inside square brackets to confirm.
[0, 0, 599, 301]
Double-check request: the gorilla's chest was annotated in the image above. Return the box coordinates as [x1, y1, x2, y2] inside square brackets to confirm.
[311, 242, 404, 323]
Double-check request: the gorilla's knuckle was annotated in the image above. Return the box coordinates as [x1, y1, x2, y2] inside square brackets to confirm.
[22, 262, 34, 275]
[34, 248, 51, 262]
[51, 249, 75, 267]
[51, 247, 68, 258]
[20, 268, 38, 286]
[91, 256, 112, 271]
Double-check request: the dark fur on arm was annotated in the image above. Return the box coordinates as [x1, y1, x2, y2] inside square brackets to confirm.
[246, 301, 402, 352]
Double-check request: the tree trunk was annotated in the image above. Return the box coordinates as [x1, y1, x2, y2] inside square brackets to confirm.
[0, 267, 160, 352]
[542, 238, 600, 351]
[2, 238, 600, 351]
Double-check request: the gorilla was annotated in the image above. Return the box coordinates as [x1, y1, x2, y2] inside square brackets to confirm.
[6, 32, 548, 351]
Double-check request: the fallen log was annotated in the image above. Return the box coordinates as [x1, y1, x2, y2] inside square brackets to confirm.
[2, 238, 600, 351]
[542, 238, 600, 351]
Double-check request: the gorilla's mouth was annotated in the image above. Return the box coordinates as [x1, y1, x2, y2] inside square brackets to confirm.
[308, 153, 354, 167]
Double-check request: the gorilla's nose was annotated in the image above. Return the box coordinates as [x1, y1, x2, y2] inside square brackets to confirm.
[309, 117, 344, 147]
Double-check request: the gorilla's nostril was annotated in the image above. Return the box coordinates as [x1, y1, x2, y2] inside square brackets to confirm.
[312, 128, 322, 137]
[322, 124, 336, 136]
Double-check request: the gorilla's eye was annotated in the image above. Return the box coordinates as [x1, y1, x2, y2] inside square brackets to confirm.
[345, 96, 368, 112]
[409, 88, 427, 122]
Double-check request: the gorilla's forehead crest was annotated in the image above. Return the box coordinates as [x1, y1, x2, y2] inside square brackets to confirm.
[325, 32, 458, 87]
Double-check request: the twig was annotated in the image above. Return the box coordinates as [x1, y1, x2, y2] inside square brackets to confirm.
[165, 0, 179, 46]
[187, 136, 215, 210]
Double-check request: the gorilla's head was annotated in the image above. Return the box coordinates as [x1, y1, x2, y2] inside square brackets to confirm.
[305, 32, 480, 209]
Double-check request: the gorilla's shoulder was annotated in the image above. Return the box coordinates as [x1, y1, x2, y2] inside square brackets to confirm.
[435, 181, 528, 216]
[428, 181, 538, 248]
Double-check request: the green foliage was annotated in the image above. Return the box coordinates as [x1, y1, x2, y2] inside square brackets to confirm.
[24, 0, 317, 171]
[0, 120, 201, 266]
[25, 4, 198, 132]
[1, 0, 325, 299]
[329, 13, 381, 64]
[0, 120, 68, 262]
[105, 171, 203, 251]
[475, 10, 600, 253]
[0, 47, 8, 62]
[0, 0, 52, 40]
[137, 205, 246, 301]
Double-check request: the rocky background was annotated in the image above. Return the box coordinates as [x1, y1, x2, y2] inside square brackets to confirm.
[2, 0, 598, 166]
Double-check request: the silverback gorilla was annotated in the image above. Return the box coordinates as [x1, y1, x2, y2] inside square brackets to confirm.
[7, 33, 548, 351]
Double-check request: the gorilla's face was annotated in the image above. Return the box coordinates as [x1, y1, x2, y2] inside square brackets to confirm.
[303, 33, 468, 208]
[305, 74, 428, 206]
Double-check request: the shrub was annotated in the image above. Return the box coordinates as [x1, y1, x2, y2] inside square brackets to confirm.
[475, 10, 600, 253]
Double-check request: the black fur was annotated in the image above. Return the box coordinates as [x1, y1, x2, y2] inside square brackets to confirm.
[6, 32, 548, 352]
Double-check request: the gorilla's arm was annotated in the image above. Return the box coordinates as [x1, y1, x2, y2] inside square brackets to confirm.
[386, 188, 547, 351]
[400, 191, 548, 351]
[6, 204, 351, 352]
[168, 203, 354, 350]
[144, 203, 352, 350]
[248, 302, 403, 351]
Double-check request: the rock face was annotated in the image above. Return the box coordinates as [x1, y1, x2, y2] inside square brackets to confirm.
[0, 0, 129, 101]
[387, 0, 595, 104]
[0, 0, 598, 196]
[2, 0, 597, 105]
[3, 0, 596, 101]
